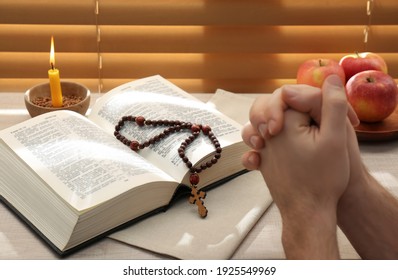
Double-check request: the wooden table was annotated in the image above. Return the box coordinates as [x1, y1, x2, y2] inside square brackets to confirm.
[2, 91, 393, 260]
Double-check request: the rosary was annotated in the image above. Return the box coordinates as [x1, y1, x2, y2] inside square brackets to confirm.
[114, 115, 222, 218]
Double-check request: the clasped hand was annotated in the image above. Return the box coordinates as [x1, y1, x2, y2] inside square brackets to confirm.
[241, 75, 366, 259]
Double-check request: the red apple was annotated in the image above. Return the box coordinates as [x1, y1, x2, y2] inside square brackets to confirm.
[296, 58, 346, 88]
[339, 52, 388, 82]
[346, 70, 398, 123]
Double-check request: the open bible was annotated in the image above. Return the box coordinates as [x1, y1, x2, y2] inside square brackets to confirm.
[0, 76, 248, 255]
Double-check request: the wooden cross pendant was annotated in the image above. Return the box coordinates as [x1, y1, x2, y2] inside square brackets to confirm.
[189, 185, 208, 218]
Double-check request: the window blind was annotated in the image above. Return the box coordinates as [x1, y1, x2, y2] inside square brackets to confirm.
[0, 0, 397, 93]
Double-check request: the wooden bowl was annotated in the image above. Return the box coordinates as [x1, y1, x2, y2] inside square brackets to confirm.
[24, 81, 91, 117]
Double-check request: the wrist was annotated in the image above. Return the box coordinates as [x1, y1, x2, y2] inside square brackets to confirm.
[337, 163, 373, 221]
[337, 164, 398, 259]
[280, 207, 339, 259]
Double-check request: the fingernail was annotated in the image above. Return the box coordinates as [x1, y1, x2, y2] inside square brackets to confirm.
[268, 119, 277, 136]
[325, 74, 344, 88]
[250, 136, 258, 149]
[248, 153, 259, 169]
[258, 123, 268, 138]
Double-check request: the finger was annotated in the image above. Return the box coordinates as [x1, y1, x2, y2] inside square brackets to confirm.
[249, 88, 287, 138]
[347, 102, 360, 127]
[241, 122, 265, 150]
[282, 84, 359, 127]
[281, 85, 322, 124]
[320, 74, 348, 140]
[283, 109, 313, 133]
[241, 151, 261, 170]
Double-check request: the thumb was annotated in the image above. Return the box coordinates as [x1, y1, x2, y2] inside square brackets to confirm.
[320, 74, 348, 140]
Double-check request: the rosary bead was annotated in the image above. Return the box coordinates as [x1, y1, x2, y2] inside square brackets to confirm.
[202, 125, 211, 135]
[189, 173, 200, 185]
[191, 124, 201, 133]
[136, 116, 145, 126]
[130, 141, 139, 151]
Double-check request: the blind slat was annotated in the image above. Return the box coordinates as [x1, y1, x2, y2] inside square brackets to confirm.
[1, 0, 397, 25]
[0, 25, 96, 52]
[2, 25, 397, 54]
[99, 0, 398, 25]
[100, 53, 398, 80]
[99, 25, 398, 54]
[0, 0, 94, 25]
[0, 53, 98, 78]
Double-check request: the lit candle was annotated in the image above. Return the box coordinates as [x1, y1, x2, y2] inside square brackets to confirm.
[48, 36, 63, 107]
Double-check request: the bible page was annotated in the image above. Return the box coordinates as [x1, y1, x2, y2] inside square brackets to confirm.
[0, 111, 177, 211]
[88, 75, 243, 181]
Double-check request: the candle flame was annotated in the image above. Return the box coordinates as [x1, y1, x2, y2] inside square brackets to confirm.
[50, 36, 55, 69]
